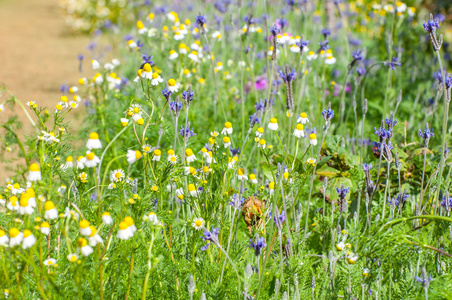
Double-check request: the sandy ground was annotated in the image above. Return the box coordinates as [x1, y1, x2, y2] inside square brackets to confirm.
[0, 0, 91, 180]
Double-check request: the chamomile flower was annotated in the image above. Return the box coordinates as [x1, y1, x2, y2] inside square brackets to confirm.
[79, 219, 91, 236]
[188, 184, 198, 197]
[325, 55, 336, 65]
[110, 169, 125, 182]
[185, 166, 197, 176]
[91, 59, 100, 70]
[153, 149, 162, 161]
[93, 73, 103, 85]
[40, 222, 50, 235]
[211, 31, 221, 40]
[9, 228, 23, 247]
[268, 118, 278, 131]
[86, 132, 102, 150]
[307, 51, 318, 61]
[28, 163, 41, 181]
[188, 51, 200, 63]
[183, 69, 191, 78]
[22, 230, 37, 249]
[258, 139, 266, 149]
[336, 241, 346, 251]
[223, 136, 231, 148]
[78, 172, 88, 183]
[228, 156, 238, 169]
[83, 151, 100, 168]
[142, 63, 153, 79]
[169, 155, 179, 164]
[214, 62, 223, 72]
[309, 133, 318, 146]
[127, 150, 143, 164]
[202, 166, 211, 175]
[179, 43, 189, 54]
[175, 188, 184, 199]
[76, 156, 85, 169]
[88, 226, 103, 246]
[268, 182, 275, 195]
[7, 196, 19, 211]
[144, 212, 160, 225]
[346, 252, 359, 264]
[134, 69, 145, 82]
[136, 20, 147, 34]
[132, 113, 145, 125]
[237, 168, 248, 181]
[306, 157, 316, 165]
[293, 124, 304, 138]
[67, 254, 78, 263]
[121, 118, 129, 127]
[124, 216, 137, 233]
[222, 122, 233, 135]
[0, 230, 9, 246]
[102, 212, 113, 225]
[192, 217, 205, 230]
[363, 268, 371, 277]
[185, 148, 196, 163]
[255, 127, 264, 137]
[249, 174, 258, 184]
[44, 201, 58, 220]
[297, 112, 309, 124]
[169, 50, 179, 60]
[43, 258, 57, 266]
[151, 72, 163, 86]
[167, 78, 179, 92]
[19, 194, 34, 215]
[174, 31, 185, 40]
[78, 238, 93, 257]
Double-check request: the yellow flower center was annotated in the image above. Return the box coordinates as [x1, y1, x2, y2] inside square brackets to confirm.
[29, 163, 40, 172]
[168, 78, 176, 86]
[224, 122, 232, 129]
[44, 201, 55, 211]
[89, 132, 99, 140]
[309, 133, 317, 140]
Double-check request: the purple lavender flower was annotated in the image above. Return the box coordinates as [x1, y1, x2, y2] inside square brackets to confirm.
[356, 67, 366, 76]
[179, 124, 196, 141]
[296, 39, 310, 49]
[169, 101, 183, 117]
[352, 49, 363, 61]
[250, 236, 266, 256]
[423, 18, 439, 33]
[336, 186, 350, 199]
[161, 88, 172, 101]
[318, 40, 329, 53]
[387, 57, 401, 70]
[279, 68, 297, 83]
[249, 113, 260, 128]
[273, 210, 286, 230]
[142, 54, 154, 65]
[196, 15, 207, 27]
[255, 100, 266, 112]
[230, 147, 240, 156]
[228, 194, 244, 210]
[440, 196, 452, 211]
[201, 227, 220, 251]
[270, 25, 280, 37]
[418, 126, 434, 145]
[321, 28, 331, 38]
[362, 163, 372, 172]
[182, 89, 195, 107]
[321, 108, 335, 122]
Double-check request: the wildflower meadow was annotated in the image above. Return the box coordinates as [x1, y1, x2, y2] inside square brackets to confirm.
[1, 0, 452, 299]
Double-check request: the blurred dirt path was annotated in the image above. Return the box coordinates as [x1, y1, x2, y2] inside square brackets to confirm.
[0, 0, 90, 179]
